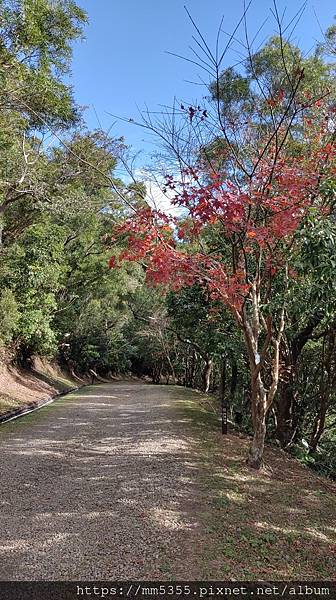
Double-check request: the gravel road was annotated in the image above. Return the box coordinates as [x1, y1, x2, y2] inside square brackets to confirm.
[0, 382, 206, 580]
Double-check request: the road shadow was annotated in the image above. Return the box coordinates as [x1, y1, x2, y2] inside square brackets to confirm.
[0, 383, 208, 579]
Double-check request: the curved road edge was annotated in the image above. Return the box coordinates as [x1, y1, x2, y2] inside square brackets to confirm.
[0, 385, 83, 425]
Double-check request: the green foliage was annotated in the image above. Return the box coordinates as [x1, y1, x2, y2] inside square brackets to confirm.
[211, 34, 334, 143]
[247, 36, 329, 95]
[210, 66, 250, 110]
[310, 440, 336, 479]
[1, 220, 67, 355]
[0, 288, 19, 345]
[0, 0, 87, 129]
[0, 0, 137, 368]
[319, 16, 336, 58]
[290, 440, 336, 480]
[298, 210, 336, 305]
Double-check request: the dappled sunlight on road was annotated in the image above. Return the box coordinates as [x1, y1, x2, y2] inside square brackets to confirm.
[0, 382, 335, 581]
[0, 383, 205, 580]
[150, 507, 198, 531]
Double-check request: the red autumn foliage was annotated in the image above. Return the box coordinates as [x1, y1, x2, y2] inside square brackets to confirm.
[110, 106, 335, 316]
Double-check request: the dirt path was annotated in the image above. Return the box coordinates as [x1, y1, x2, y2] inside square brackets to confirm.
[0, 382, 335, 581]
[0, 382, 208, 580]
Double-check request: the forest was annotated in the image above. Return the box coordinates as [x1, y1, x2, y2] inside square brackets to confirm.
[0, 0, 335, 477]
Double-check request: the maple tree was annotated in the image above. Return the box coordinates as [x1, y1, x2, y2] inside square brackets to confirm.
[110, 26, 336, 469]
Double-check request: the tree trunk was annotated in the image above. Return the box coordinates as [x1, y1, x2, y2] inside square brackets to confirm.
[185, 347, 196, 387]
[160, 331, 176, 384]
[242, 275, 286, 469]
[310, 402, 327, 453]
[167, 357, 176, 385]
[276, 382, 297, 447]
[152, 363, 162, 384]
[189, 349, 196, 387]
[247, 417, 267, 468]
[247, 371, 268, 469]
[202, 358, 213, 393]
[309, 331, 334, 452]
[276, 312, 324, 446]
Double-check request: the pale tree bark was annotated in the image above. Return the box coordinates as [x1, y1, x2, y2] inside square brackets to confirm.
[202, 357, 213, 393]
[240, 268, 287, 469]
[248, 373, 268, 469]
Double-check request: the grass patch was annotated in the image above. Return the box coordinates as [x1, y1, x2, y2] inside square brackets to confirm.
[176, 389, 336, 580]
[0, 394, 23, 416]
[176, 395, 220, 430]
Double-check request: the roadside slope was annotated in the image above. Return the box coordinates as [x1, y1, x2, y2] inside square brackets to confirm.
[0, 355, 85, 419]
[178, 390, 336, 579]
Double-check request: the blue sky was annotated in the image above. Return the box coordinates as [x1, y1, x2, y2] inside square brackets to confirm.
[71, 0, 335, 156]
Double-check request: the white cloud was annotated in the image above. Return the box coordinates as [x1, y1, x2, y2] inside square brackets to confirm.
[133, 168, 181, 217]
[145, 179, 180, 216]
